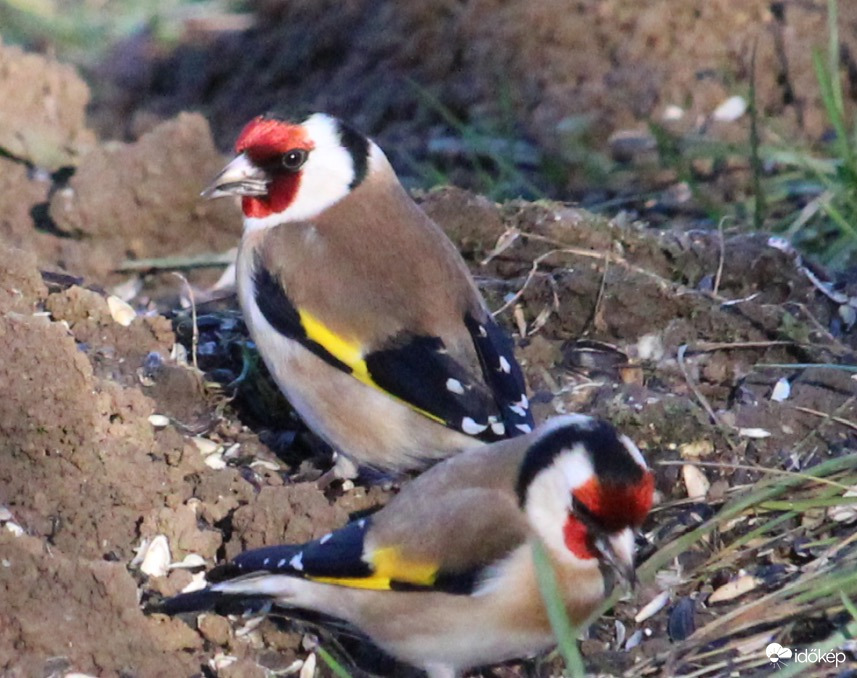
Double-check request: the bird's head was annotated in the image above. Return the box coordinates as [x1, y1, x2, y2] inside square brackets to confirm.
[203, 112, 373, 230]
[517, 414, 654, 589]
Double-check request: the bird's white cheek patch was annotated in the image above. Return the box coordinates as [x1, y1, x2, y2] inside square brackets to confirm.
[244, 212, 291, 233]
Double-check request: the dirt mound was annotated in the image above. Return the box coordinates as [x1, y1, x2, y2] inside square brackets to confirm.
[0, 62, 239, 286]
[0, 239, 372, 675]
[48, 113, 241, 281]
[0, 38, 94, 170]
[92, 0, 857, 190]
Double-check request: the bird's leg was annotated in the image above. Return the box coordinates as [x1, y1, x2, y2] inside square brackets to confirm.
[315, 452, 359, 490]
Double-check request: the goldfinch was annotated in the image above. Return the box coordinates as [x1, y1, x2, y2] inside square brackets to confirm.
[203, 112, 533, 472]
[155, 415, 655, 678]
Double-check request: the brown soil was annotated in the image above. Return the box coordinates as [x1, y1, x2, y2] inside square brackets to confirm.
[2, 5, 857, 677]
[91, 0, 857, 197]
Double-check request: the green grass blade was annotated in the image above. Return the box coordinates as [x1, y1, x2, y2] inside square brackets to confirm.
[532, 539, 586, 678]
[756, 362, 857, 372]
[749, 41, 765, 231]
[316, 645, 354, 678]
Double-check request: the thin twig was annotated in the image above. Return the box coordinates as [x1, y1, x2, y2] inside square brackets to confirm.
[587, 255, 610, 335]
[657, 459, 855, 491]
[792, 404, 857, 433]
[690, 340, 798, 353]
[172, 272, 199, 372]
[492, 248, 583, 316]
[677, 344, 721, 426]
[713, 216, 729, 296]
[118, 249, 236, 272]
[793, 395, 857, 457]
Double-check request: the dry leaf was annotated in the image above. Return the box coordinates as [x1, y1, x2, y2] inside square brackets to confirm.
[481, 227, 520, 265]
[679, 439, 714, 459]
[708, 573, 759, 603]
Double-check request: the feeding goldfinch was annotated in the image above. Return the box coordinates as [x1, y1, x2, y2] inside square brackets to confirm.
[155, 415, 655, 678]
[203, 112, 533, 472]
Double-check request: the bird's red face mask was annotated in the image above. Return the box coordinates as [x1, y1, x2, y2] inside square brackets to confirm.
[563, 471, 655, 585]
[202, 116, 314, 219]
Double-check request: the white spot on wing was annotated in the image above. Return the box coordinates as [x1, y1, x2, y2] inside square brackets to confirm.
[491, 421, 506, 435]
[498, 356, 511, 373]
[289, 552, 304, 571]
[320, 533, 332, 544]
[277, 559, 286, 568]
[358, 519, 366, 529]
[462, 417, 489, 435]
[515, 423, 533, 434]
[263, 558, 270, 566]
[478, 325, 487, 337]
[509, 405, 526, 417]
[446, 378, 465, 395]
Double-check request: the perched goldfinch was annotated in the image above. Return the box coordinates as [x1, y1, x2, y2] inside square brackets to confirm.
[203, 112, 533, 472]
[156, 415, 655, 678]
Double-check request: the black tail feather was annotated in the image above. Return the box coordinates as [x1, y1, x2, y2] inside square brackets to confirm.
[146, 588, 275, 617]
[205, 562, 245, 583]
[146, 588, 225, 615]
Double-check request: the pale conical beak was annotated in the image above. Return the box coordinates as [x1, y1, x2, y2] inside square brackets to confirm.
[201, 153, 270, 199]
[595, 528, 637, 589]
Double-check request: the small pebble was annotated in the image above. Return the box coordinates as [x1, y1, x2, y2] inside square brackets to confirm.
[635, 590, 670, 623]
[203, 454, 227, 470]
[682, 465, 710, 500]
[5, 522, 24, 537]
[770, 377, 791, 402]
[191, 437, 220, 456]
[208, 654, 237, 671]
[107, 295, 137, 326]
[300, 653, 317, 678]
[139, 535, 171, 577]
[148, 414, 170, 429]
[712, 95, 747, 122]
[737, 427, 771, 439]
[662, 104, 685, 121]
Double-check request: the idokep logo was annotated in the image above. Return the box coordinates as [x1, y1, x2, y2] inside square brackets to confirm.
[766, 643, 792, 666]
[765, 642, 848, 668]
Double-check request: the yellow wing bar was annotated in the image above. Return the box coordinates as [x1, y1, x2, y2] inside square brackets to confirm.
[298, 308, 445, 425]
[309, 545, 438, 591]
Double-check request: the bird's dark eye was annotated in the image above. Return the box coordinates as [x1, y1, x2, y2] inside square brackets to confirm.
[281, 149, 308, 171]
